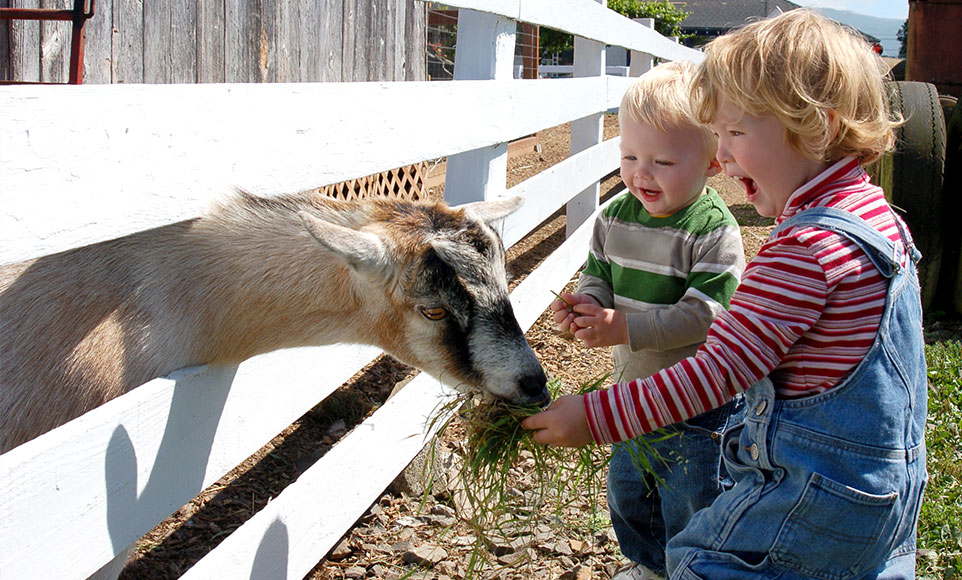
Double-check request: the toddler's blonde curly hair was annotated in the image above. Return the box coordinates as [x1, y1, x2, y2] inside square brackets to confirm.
[691, 9, 899, 165]
[621, 60, 717, 160]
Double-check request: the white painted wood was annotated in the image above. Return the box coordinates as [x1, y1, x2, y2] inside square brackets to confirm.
[0, 343, 380, 580]
[567, 1, 606, 238]
[538, 64, 630, 77]
[506, 196, 615, 332]
[452, 10, 517, 81]
[438, 0, 703, 63]
[443, 9, 516, 205]
[1, 78, 614, 267]
[629, 18, 655, 78]
[178, 373, 458, 580]
[501, 137, 621, 248]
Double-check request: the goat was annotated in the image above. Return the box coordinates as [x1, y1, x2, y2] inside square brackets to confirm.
[0, 191, 549, 453]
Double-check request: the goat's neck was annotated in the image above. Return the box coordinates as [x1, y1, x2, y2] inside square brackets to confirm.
[153, 215, 378, 366]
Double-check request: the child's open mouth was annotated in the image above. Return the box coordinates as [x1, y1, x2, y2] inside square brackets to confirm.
[738, 176, 758, 199]
[640, 188, 661, 201]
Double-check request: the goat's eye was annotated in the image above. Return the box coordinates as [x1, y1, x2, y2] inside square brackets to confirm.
[420, 306, 447, 321]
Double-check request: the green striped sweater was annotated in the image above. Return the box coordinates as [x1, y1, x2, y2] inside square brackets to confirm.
[578, 188, 745, 382]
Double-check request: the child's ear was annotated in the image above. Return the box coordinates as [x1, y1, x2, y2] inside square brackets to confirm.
[706, 157, 722, 177]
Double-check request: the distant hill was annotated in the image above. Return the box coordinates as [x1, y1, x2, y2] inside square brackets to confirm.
[814, 7, 905, 57]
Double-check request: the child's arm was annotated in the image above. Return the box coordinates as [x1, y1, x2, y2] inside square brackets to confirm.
[528, 231, 829, 447]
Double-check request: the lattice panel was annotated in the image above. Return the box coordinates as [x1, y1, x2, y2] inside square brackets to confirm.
[316, 162, 427, 201]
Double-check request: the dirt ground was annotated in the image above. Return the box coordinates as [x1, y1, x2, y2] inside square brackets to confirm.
[118, 117, 774, 580]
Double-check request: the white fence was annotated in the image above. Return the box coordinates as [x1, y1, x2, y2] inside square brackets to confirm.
[0, 1, 703, 578]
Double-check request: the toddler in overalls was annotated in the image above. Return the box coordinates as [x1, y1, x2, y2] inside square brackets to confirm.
[523, 9, 928, 579]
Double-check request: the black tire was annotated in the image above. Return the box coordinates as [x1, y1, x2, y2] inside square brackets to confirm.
[868, 81, 946, 311]
[941, 95, 962, 314]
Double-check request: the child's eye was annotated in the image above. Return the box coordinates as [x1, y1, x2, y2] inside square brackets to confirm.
[655, 160, 674, 167]
[729, 130, 744, 137]
[622, 155, 637, 161]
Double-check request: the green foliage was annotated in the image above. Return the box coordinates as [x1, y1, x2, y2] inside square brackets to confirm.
[426, 373, 672, 578]
[897, 19, 908, 59]
[919, 339, 962, 578]
[607, 0, 689, 37]
[540, 0, 690, 57]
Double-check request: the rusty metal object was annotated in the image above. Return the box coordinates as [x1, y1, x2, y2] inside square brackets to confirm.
[0, 0, 95, 84]
[907, 0, 962, 97]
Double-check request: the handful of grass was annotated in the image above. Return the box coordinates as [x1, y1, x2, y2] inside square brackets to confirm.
[549, 289, 576, 313]
[425, 373, 673, 578]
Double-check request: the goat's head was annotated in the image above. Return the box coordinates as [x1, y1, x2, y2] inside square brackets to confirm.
[298, 196, 549, 407]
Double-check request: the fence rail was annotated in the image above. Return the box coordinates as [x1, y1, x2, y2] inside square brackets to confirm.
[0, 1, 703, 578]
[1, 0, 426, 84]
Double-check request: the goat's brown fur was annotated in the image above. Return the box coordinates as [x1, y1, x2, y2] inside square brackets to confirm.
[0, 192, 548, 452]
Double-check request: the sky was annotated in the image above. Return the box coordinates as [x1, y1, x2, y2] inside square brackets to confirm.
[792, 0, 908, 21]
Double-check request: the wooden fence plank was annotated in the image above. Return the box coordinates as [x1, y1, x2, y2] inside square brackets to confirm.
[3, 0, 429, 85]
[9, 0, 40, 81]
[567, 0, 606, 235]
[297, 0, 319, 81]
[112, 0, 143, 83]
[197, 0, 225, 82]
[170, 0, 197, 83]
[224, 0, 251, 82]
[320, 0, 343, 81]
[83, 0, 113, 83]
[1, 77, 620, 266]
[0, 343, 382, 580]
[403, 0, 425, 80]
[442, 9, 516, 205]
[500, 137, 620, 249]
[340, 0, 357, 81]
[39, 0, 69, 82]
[440, 0, 703, 63]
[143, 0, 169, 83]
[178, 373, 458, 580]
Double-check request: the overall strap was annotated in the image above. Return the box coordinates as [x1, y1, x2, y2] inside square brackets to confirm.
[772, 207, 912, 279]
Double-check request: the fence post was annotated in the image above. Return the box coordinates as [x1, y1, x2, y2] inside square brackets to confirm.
[565, 0, 606, 237]
[629, 18, 654, 77]
[443, 9, 516, 205]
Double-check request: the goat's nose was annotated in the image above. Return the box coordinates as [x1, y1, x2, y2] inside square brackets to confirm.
[518, 370, 550, 408]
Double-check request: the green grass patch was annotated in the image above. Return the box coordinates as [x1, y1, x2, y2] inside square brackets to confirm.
[919, 338, 962, 578]
[426, 374, 672, 578]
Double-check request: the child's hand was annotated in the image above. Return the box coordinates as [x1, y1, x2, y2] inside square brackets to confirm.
[569, 303, 628, 348]
[521, 394, 593, 447]
[549, 292, 598, 335]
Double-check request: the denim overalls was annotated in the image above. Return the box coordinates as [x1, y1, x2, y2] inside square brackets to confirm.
[607, 396, 745, 576]
[667, 207, 928, 580]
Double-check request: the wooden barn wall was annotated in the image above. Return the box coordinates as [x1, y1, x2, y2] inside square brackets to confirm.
[0, 0, 426, 84]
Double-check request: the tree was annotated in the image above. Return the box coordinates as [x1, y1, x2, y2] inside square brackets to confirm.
[607, 0, 689, 37]
[897, 19, 908, 59]
[540, 0, 690, 58]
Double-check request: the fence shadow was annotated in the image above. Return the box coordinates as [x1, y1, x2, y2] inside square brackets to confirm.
[107, 366, 237, 578]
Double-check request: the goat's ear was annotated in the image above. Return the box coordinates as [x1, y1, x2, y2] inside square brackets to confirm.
[460, 196, 523, 225]
[297, 211, 391, 278]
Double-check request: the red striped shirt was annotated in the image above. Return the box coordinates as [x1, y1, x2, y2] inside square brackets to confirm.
[585, 157, 908, 443]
